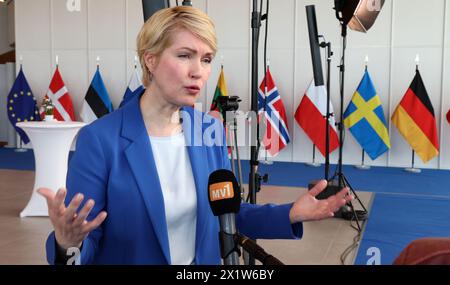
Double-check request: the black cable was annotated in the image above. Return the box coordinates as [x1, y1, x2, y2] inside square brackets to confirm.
[176, 0, 179, 6]
[340, 224, 361, 265]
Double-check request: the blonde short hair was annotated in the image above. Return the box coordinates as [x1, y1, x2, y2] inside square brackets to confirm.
[137, 6, 217, 87]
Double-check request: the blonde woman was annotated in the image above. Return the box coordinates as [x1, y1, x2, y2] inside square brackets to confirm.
[39, 6, 352, 265]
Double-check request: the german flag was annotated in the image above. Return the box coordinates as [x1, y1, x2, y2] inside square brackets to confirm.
[391, 70, 439, 163]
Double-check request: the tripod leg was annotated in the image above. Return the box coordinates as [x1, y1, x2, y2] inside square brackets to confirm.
[339, 175, 362, 232]
[341, 175, 368, 213]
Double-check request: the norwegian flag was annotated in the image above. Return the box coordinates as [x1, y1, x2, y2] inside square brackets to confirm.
[41, 67, 75, 121]
[258, 68, 291, 156]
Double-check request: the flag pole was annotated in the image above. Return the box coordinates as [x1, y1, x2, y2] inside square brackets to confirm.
[405, 150, 421, 173]
[306, 144, 320, 167]
[260, 58, 272, 165]
[355, 149, 370, 170]
[405, 55, 422, 173]
[96, 56, 100, 70]
[14, 137, 28, 153]
[14, 56, 28, 153]
[355, 56, 370, 170]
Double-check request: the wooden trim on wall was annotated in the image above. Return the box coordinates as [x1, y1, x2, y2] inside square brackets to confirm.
[0, 50, 15, 64]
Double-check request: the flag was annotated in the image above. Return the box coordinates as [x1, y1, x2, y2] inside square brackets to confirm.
[257, 68, 290, 156]
[210, 66, 228, 113]
[391, 70, 439, 163]
[446, 109, 450, 125]
[294, 80, 339, 157]
[80, 68, 113, 123]
[343, 70, 390, 160]
[41, 67, 75, 121]
[7, 67, 41, 144]
[119, 68, 144, 108]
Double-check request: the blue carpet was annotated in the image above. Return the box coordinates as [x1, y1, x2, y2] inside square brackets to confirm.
[238, 160, 450, 197]
[0, 148, 35, 170]
[354, 193, 450, 265]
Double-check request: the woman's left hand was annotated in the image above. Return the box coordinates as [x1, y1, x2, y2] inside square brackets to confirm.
[289, 180, 354, 223]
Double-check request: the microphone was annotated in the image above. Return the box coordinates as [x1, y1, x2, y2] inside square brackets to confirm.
[208, 169, 241, 265]
[235, 234, 284, 265]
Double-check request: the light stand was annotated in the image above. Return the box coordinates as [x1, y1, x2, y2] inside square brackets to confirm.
[331, 12, 368, 229]
[330, 0, 385, 226]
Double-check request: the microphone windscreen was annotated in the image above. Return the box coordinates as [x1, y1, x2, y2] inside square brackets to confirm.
[208, 169, 241, 216]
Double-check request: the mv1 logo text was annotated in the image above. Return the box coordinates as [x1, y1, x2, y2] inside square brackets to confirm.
[209, 182, 234, 201]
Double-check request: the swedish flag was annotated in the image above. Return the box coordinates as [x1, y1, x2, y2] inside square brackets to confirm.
[7, 67, 41, 144]
[343, 70, 390, 160]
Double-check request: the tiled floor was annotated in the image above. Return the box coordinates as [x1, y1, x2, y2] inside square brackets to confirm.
[0, 169, 373, 265]
[254, 185, 372, 265]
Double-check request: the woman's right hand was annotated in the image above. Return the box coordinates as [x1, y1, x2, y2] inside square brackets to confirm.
[38, 187, 108, 251]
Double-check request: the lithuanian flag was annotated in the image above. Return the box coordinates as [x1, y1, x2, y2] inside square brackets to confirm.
[391, 70, 439, 163]
[210, 66, 228, 112]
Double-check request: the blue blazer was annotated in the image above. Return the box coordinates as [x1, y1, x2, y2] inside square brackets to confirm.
[45, 94, 302, 265]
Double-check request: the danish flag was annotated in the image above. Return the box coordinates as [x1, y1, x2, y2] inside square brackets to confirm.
[41, 67, 75, 121]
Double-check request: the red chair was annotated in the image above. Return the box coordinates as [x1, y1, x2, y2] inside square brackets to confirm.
[393, 238, 450, 265]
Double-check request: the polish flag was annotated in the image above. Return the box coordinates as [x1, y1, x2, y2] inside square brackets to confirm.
[41, 67, 75, 121]
[294, 80, 339, 156]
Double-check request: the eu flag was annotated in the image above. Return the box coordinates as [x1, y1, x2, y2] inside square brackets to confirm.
[7, 67, 41, 144]
[343, 70, 390, 160]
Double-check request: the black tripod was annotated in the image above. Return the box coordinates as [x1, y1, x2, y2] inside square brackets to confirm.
[329, 21, 368, 232]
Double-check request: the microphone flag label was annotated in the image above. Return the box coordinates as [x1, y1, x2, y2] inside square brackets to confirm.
[209, 182, 234, 201]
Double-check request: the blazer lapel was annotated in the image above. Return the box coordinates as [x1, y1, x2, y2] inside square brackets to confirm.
[182, 107, 209, 261]
[121, 96, 171, 264]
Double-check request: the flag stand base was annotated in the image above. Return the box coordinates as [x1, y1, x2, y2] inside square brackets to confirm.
[260, 160, 273, 165]
[405, 167, 421, 173]
[305, 162, 321, 167]
[355, 164, 370, 170]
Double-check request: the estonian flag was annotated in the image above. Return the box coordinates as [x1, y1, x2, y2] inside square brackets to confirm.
[80, 67, 113, 123]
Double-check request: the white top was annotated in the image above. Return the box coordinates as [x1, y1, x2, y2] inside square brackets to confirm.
[149, 132, 197, 265]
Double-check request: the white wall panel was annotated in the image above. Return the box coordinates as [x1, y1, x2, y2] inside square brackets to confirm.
[393, 0, 445, 47]
[15, 0, 51, 50]
[126, 0, 144, 52]
[208, 0, 249, 49]
[88, 0, 125, 50]
[52, 0, 87, 49]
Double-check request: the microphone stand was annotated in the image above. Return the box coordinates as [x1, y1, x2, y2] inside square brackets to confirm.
[248, 0, 262, 266]
[235, 234, 284, 265]
[319, 37, 332, 181]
